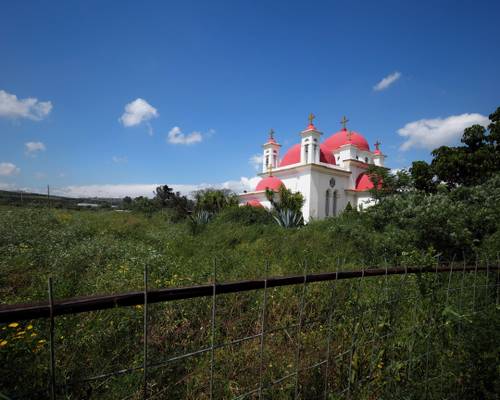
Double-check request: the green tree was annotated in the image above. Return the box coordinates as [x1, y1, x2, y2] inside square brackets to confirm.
[153, 185, 192, 220]
[265, 185, 304, 214]
[410, 160, 437, 193]
[153, 185, 175, 207]
[431, 107, 500, 187]
[193, 188, 239, 214]
[366, 165, 411, 200]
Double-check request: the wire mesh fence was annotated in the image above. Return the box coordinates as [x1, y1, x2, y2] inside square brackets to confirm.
[0, 260, 499, 399]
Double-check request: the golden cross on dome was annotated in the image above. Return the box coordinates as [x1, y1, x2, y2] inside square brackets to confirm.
[308, 113, 315, 125]
[340, 115, 349, 130]
[375, 140, 381, 150]
[269, 128, 274, 140]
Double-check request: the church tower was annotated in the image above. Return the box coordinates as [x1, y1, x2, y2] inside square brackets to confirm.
[262, 129, 281, 173]
[300, 113, 322, 164]
[373, 141, 385, 166]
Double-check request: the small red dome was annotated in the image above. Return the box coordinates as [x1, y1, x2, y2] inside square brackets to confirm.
[255, 176, 284, 191]
[355, 172, 382, 191]
[279, 144, 336, 167]
[373, 149, 382, 155]
[246, 199, 263, 207]
[323, 128, 370, 152]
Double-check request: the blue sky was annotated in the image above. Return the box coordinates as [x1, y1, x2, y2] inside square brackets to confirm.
[1, 0, 499, 197]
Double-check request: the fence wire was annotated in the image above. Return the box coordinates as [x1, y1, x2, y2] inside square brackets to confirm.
[0, 261, 498, 400]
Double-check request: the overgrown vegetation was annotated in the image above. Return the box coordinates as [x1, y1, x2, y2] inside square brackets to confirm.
[1, 108, 499, 398]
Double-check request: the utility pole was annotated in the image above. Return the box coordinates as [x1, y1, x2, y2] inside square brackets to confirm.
[47, 184, 51, 208]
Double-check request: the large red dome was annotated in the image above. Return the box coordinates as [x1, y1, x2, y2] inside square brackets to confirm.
[279, 144, 336, 167]
[323, 128, 370, 152]
[255, 176, 284, 191]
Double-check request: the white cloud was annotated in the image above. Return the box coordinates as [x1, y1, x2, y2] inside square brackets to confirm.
[0, 89, 52, 120]
[25, 141, 46, 156]
[50, 177, 260, 198]
[119, 98, 158, 133]
[167, 126, 203, 145]
[373, 71, 401, 91]
[249, 154, 263, 170]
[112, 156, 128, 164]
[0, 162, 20, 176]
[398, 113, 490, 151]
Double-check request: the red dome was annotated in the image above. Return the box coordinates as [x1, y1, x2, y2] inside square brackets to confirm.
[255, 176, 284, 191]
[279, 144, 336, 167]
[323, 128, 370, 152]
[320, 144, 336, 164]
[355, 172, 382, 191]
[246, 199, 263, 207]
[279, 144, 301, 166]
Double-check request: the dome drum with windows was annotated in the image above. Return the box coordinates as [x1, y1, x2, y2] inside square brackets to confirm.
[240, 114, 387, 219]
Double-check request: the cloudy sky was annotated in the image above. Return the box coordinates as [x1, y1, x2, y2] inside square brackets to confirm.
[1, 1, 498, 198]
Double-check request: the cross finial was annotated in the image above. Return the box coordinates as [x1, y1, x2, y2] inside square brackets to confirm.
[308, 113, 315, 126]
[340, 115, 349, 130]
[374, 140, 381, 150]
[269, 128, 274, 140]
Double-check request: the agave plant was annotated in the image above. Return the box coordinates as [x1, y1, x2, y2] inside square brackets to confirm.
[188, 210, 213, 234]
[273, 209, 304, 228]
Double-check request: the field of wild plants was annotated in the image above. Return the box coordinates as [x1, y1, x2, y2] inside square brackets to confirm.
[0, 176, 499, 400]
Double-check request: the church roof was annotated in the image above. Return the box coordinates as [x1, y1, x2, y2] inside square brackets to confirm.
[246, 199, 263, 207]
[323, 128, 370, 152]
[279, 143, 336, 167]
[255, 176, 284, 191]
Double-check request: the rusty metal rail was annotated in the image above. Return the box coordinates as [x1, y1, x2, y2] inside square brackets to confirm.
[0, 265, 495, 323]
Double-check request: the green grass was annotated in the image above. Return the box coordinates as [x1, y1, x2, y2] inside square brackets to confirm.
[0, 204, 498, 399]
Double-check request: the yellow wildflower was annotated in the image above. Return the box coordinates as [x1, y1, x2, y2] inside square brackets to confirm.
[31, 333, 37, 337]
[0, 340, 7, 347]
[16, 331, 26, 336]
[38, 339, 47, 344]
[27, 325, 33, 330]
[8, 322, 19, 328]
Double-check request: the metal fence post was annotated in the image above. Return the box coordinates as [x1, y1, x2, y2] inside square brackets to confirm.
[143, 264, 149, 399]
[258, 262, 269, 400]
[209, 259, 217, 400]
[294, 262, 307, 399]
[48, 277, 56, 400]
[323, 267, 338, 400]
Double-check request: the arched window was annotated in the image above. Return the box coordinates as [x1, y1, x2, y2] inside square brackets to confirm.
[325, 190, 330, 217]
[332, 190, 338, 216]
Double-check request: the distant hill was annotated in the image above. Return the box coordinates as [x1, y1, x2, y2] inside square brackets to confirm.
[0, 189, 122, 209]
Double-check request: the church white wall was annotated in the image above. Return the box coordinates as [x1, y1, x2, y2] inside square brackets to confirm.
[280, 170, 312, 221]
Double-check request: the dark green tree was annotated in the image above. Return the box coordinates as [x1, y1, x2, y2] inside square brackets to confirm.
[153, 185, 174, 207]
[366, 165, 411, 200]
[410, 161, 437, 193]
[193, 188, 239, 214]
[431, 107, 500, 187]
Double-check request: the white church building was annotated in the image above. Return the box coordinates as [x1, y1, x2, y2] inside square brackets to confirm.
[238, 115, 387, 221]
